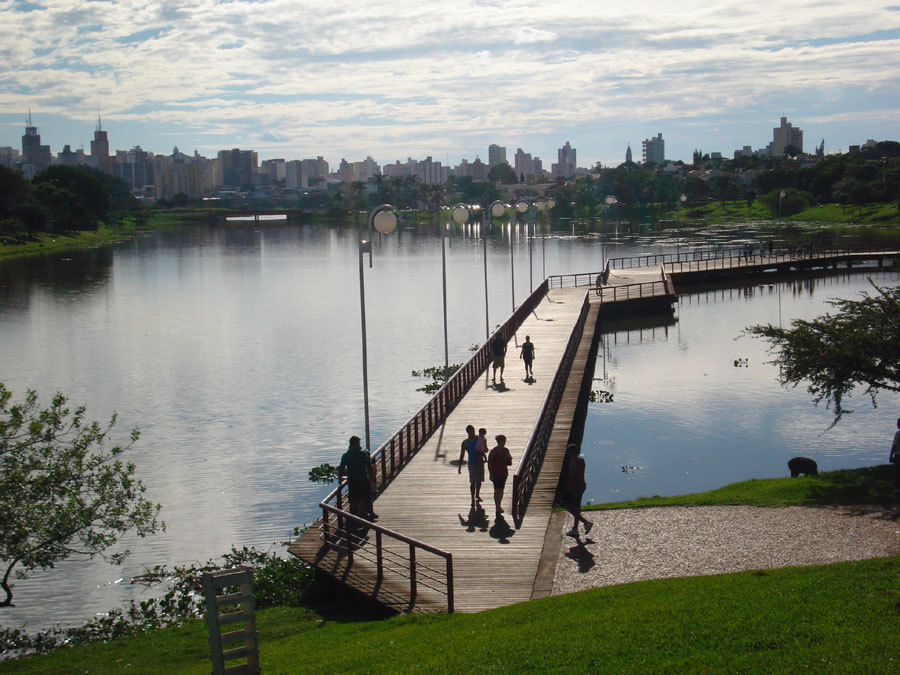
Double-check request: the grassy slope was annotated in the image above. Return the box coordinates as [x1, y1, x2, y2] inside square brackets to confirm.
[6, 467, 899, 673]
[586, 465, 897, 510]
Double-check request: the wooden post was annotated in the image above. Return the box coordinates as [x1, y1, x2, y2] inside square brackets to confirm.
[203, 567, 260, 675]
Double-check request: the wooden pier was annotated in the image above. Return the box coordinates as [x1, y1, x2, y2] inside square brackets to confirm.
[289, 246, 896, 614]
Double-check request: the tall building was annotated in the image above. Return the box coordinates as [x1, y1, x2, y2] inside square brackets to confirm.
[216, 149, 258, 189]
[0, 147, 20, 169]
[300, 156, 329, 187]
[91, 115, 112, 174]
[285, 160, 304, 189]
[642, 133, 665, 164]
[488, 144, 507, 169]
[19, 111, 52, 179]
[625, 144, 633, 164]
[554, 141, 576, 179]
[115, 146, 155, 191]
[772, 116, 803, 156]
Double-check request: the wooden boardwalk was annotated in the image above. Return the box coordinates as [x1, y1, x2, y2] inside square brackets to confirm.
[290, 284, 609, 612]
[290, 246, 896, 614]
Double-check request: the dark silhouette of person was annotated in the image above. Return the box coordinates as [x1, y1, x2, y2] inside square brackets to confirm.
[891, 417, 900, 494]
[491, 332, 507, 384]
[458, 424, 487, 507]
[339, 435, 377, 521]
[488, 434, 513, 517]
[519, 335, 535, 381]
[562, 443, 592, 538]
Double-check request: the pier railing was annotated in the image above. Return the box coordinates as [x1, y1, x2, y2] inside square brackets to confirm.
[512, 291, 591, 527]
[319, 505, 454, 613]
[316, 278, 551, 609]
[607, 245, 888, 271]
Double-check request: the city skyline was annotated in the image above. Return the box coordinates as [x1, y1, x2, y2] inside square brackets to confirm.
[1, 1, 899, 167]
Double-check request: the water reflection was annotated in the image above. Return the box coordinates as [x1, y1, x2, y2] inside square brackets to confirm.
[583, 269, 900, 505]
[0, 223, 895, 631]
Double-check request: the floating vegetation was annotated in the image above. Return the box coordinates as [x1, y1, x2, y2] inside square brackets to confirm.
[621, 465, 642, 474]
[308, 463, 339, 483]
[733, 357, 749, 368]
[411, 363, 462, 394]
[590, 389, 614, 403]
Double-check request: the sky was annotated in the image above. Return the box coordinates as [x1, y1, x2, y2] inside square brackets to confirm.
[1, 0, 899, 169]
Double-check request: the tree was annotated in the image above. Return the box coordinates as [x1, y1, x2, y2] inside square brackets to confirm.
[33, 165, 109, 227]
[487, 162, 517, 185]
[746, 283, 900, 424]
[0, 384, 163, 607]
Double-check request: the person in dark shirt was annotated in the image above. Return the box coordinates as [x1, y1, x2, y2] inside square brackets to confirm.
[562, 443, 592, 538]
[339, 435, 377, 520]
[519, 335, 535, 381]
[491, 332, 507, 384]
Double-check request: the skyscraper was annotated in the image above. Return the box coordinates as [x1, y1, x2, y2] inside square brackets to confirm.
[19, 111, 52, 179]
[625, 144, 633, 164]
[772, 116, 803, 156]
[488, 144, 507, 169]
[91, 115, 112, 174]
[555, 141, 576, 179]
[642, 133, 665, 164]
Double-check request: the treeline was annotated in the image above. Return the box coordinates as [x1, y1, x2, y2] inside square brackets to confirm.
[0, 165, 140, 242]
[548, 141, 900, 220]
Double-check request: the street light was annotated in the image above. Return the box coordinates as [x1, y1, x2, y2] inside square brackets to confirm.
[444, 203, 470, 368]
[360, 204, 400, 452]
[779, 189, 786, 219]
[535, 199, 547, 281]
[603, 196, 618, 269]
[515, 200, 532, 291]
[485, 200, 506, 340]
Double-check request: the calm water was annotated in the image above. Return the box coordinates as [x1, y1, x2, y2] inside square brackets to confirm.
[0, 221, 896, 630]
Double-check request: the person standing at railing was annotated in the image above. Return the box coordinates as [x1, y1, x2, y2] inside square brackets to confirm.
[488, 434, 513, 518]
[339, 435, 377, 521]
[458, 424, 487, 508]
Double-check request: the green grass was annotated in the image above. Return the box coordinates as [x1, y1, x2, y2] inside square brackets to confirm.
[5, 466, 899, 673]
[6, 558, 899, 673]
[587, 465, 898, 510]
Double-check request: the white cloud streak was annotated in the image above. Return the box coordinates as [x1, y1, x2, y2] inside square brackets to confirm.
[1, 0, 898, 164]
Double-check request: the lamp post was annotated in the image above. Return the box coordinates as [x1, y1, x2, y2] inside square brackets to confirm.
[678, 193, 687, 259]
[603, 196, 617, 269]
[516, 200, 531, 291]
[535, 198, 548, 281]
[445, 203, 469, 368]
[779, 189, 786, 219]
[486, 200, 506, 339]
[360, 204, 401, 452]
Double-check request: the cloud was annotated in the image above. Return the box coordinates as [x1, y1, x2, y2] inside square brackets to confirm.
[0, 0, 898, 165]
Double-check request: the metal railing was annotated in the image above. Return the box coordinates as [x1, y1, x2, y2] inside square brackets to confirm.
[511, 291, 591, 526]
[317, 278, 551, 611]
[662, 247, 897, 275]
[607, 245, 894, 271]
[548, 271, 604, 289]
[596, 281, 670, 303]
[320, 505, 454, 613]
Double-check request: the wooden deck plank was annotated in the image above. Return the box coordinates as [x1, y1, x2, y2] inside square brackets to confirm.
[291, 285, 607, 613]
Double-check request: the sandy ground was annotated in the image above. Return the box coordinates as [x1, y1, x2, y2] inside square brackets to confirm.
[551, 505, 900, 595]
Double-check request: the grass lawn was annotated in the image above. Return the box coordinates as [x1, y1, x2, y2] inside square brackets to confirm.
[5, 467, 899, 673]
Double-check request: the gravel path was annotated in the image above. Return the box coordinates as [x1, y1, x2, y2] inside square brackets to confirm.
[551, 505, 900, 595]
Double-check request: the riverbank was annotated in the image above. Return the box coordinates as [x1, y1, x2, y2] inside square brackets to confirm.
[5, 466, 898, 672]
[0, 210, 206, 261]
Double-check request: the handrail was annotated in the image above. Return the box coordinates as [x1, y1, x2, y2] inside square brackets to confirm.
[548, 272, 603, 289]
[608, 245, 889, 271]
[319, 504, 454, 613]
[596, 280, 669, 303]
[318, 277, 552, 611]
[511, 291, 591, 526]
[663, 247, 897, 275]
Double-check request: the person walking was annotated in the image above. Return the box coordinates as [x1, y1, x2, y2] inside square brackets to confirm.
[339, 435, 377, 521]
[488, 435, 513, 517]
[458, 424, 487, 507]
[519, 335, 535, 381]
[562, 443, 592, 538]
[491, 331, 507, 384]
[890, 417, 900, 495]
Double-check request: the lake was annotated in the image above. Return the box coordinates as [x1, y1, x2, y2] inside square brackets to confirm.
[0, 219, 896, 630]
